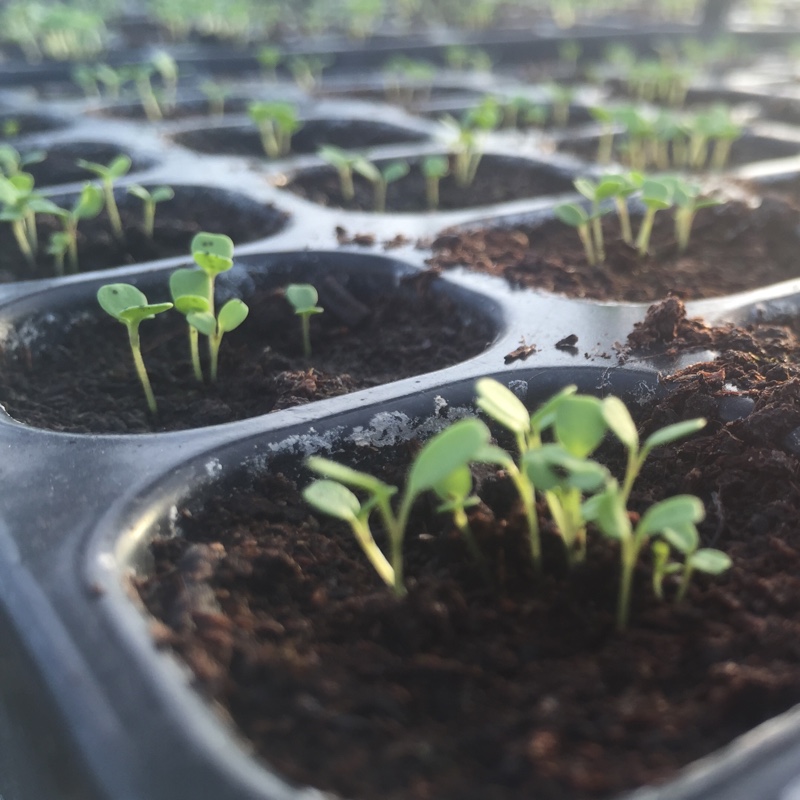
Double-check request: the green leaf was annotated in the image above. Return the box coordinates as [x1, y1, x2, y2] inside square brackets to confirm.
[186, 311, 216, 337]
[194, 252, 233, 276]
[637, 495, 705, 538]
[433, 464, 473, 503]
[407, 418, 490, 499]
[382, 161, 410, 184]
[352, 158, 381, 183]
[554, 395, 607, 458]
[529, 384, 578, 434]
[660, 521, 699, 554]
[475, 377, 530, 435]
[173, 294, 209, 315]
[641, 179, 673, 210]
[306, 456, 394, 496]
[285, 283, 319, 313]
[689, 548, 732, 575]
[97, 283, 148, 319]
[473, 443, 515, 469]
[107, 154, 132, 179]
[602, 395, 639, 451]
[422, 155, 449, 178]
[218, 298, 249, 333]
[574, 178, 597, 201]
[150, 186, 175, 204]
[118, 302, 173, 325]
[554, 203, 589, 228]
[27, 197, 61, 215]
[523, 445, 609, 492]
[303, 480, 361, 522]
[74, 183, 104, 219]
[643, 418, 706, 451]
[170, 268, 211, 305]
[582, 484, 631, 541]
[190, 231, 234, 260]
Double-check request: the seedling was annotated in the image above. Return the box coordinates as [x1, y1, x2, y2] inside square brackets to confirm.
[352, 158, 409, 213]
[0, 145, 45, 177]
[318, 145, 359, 201]
[93, 63, 124, 100]
[72, 64, 100, 99]
[657, 525, 732, 603]
[248, 101, 302, 159]
[545, 83, 574, 128]
[169, 268, 210, 382]
[304, 417, 492, 595]
[256, 45, 282, 80]
[590, 106, 615, 164]
[440, 115, 487, 188]
[96, 283, 172, 414]
[635, 178, 674, 256]
[287, 55, 330, 91]
[151, 51, 178, 113]
[573, 177, 620, 263]
[126, 184, 174, 239]
[383, 56, 436, 106]
[285, 283, 323, 358]
[0, 172, 61, 267]
[433, 465, 485, 566]
[421, 155, 449, 210]
[660, 177, 721, 253]
[199, 81, 230, 119]
[49, 183, 104, 274]
[554, 203, 596, 265]
[130, 63, 163, 122]
[77, 154, 131, 241]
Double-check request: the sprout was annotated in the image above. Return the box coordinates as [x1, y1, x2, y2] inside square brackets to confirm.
[94, 63, 124, 100]
[421, 155, 449, 210]
[658, 526, 732, 603]
[573, 177, 619, 263]
[199, 81, 230, 119]
[130, 63, 162, 122]
[305, 417, 492, 595]
[433, 464, 484, 566]
[287, 55, 330, 91]
[352, 158, 409, 213]
[256, 45, 282, 80]
[545, 83, 574, 128]
[0, 172, 61, 267]
[439, 114, 489, 188]
[126, 185, 174, 239]
[248, 101, 302, 158]
[77, 154, 131, 241]
[72, 64, 100, 99]
[318, 145, 359, 201]
[590, 106, 615, 164]
[554, 203, 596, 265]
[635, 178, 674, 256]
[49, 183, 104, 274]
[383, 56, 436, 106]
[169, 267, 209, 382]
[151, 51, 178, 113]
[96, 283, 173, 414]
[285, 283, 324, 358]
[0, 144, 45, 177]
[660, 177, 721, 253]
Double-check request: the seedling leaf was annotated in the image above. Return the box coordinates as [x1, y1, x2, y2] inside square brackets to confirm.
[638, 495, 705, 538]
[554, 395, 606, 458]
[475, 377, 529, 434]
[689, 549, 732, 574]
[602, 395, 639, 450]
[303, 480, 361, 522]
[186, 311, 216, 337]
[644, 418, 706, 450]
[218, 298, 249, 333]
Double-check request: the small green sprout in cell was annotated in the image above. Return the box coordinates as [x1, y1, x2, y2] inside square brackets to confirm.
[199, 81, 230, 119]
[287, 55, 330, 91]
[589, 106, 615, 164]
[705, 106, 742, 171]
[352, 158, 409, 213]
[151, 51, 178, 113]
[433, 464, 485, 566]
[285, 283, 323, 358]
[558, 40, 582, 72]
[0, 144, 45, 177]
[77, 154, 131, 241]
[501, 96, 534, 129]
[248, 101, 302, 159]
[421, 155, 449, 210]
[383, 56, 436, 106]
[256, 45, 282, 80]
[660, 177, 721, 254]
[169, 267, 210, 382]
[445, 45, 469, 71]
[0, 172, 62, 267]
[545, 83, 574, 128]
[304, 417, 492, 595]
[635, 178, 674, 256]
[440, 115, 489, 188]
[96, 283, 173, 414]
[2, 119, 20, 139]
[130, 63, 163, 122]
[49, 183, 104, 274]
[317, 145, 359, 201]
[573, 177, 620, 263]
[554, 203, 596, 265]
[126, 184, 174, 240]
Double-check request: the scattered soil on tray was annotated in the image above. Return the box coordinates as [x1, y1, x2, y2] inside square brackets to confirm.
[136, 321, 800, 799]
[0, 271, 494, 433]
[556, 132, 800, 170]
[286, 154, 574, 212]
[428, 197, 800, 302]
[0, 185, 287, 283]
[172, 118, 425, 157]
[25, 141, 156, 187]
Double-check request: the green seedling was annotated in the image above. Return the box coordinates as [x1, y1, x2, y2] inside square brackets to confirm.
[256, 45, 282, 80]
[554, 203, 596, 265]
[421, 155, 449, 210]
[608, 171, 642, 245]
[77, 154, 131, 240]
[96, 283, 172, 414]
[94, 63, 124, 100]
[474, 378, 579, 573]
[573, 177, 620, 263]
[304, 417, 492, 595]
[199, 81, 230, 119]
[589, 106, 616, 164]
[657, 525, 732, 603]
[660, 177, 721, 253]
[352, 158, 409, 213]
[501, 96, 535, 129]
[126, 184, 174, 239]
[0, 172, 61, 267]
[2, 119, 20, 139]
[130, 63, 162, 121]
[0, 144, 45, 177]
[440, 115, 487, 188]
[546, 83, 574, 128]
[151, 51, 178, 113]
[169, 267, 210, 382]
[462, 96, 502, 132]
[248, 101, 302, 158]
[318, 145, 359, 201]
[345, 0, 383, 38]
[287, 55, 330, 91]
[72, 64, 100, 98]
[49, 182, 104, 274]
[185, 297, 248, 383]
[383, 56, 436, 106]
[705, 106, 742, 171]
[433, 465, 485, 567]
[445, 46, 491, 73]
[635, 178, 674, 256]
[285, 283, 323, 358]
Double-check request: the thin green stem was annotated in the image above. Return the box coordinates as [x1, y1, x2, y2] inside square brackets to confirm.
[189, 326, 203, 381]
[104, 181, 124, 240]
[144, 201, 155, 239]
[635, 208, 657, 256]
[127, 323, 157, 414]
[209, 331, 221, 382]
[11, 220, 35, 267]
[300, 314, 312, 358]
[352, 518, 395, 588]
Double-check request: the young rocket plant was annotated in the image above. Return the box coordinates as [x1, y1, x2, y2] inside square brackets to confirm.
[635, 178, 674, 256]
[285, 283, 323, 358]
[48, 182, 104, 274]
[421, 155, 449, 210]
[304, 417, 492, 595]
[96, 283, 172, 414]
[126, 184, 174, 239]
[77, 154, 131, 241]
[353, 158, 409, 213]
[248, 101, 302, 159]
[0, 172, 61, 267]
[660, 176, 720, 254]
[318, 145, 359, 201]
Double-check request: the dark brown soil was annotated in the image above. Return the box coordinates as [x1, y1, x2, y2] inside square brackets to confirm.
[172, 118, 426, 157]
[25, 141, 156, 187]
[0, 185, 287, 282]
[556, 132, 800, 171]
[286, 155, 574, 212]
[428, 197, 800, 302]
[0, 272, 494, 433]
[136, 322, 800, 799]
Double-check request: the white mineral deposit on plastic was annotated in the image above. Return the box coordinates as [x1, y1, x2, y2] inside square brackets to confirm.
[204, 458, 222, 477]
[349, 411, 413, 446]
[507, 379, 528, 400]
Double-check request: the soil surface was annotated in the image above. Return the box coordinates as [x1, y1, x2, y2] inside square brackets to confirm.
[286, 155, 574, 212]
[172, 118, 426, 157]
[136, 308, 800, 798]
[0, 185, 287, 282]
[0, 271, 494, 433]
[428, 197, 800, 301]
